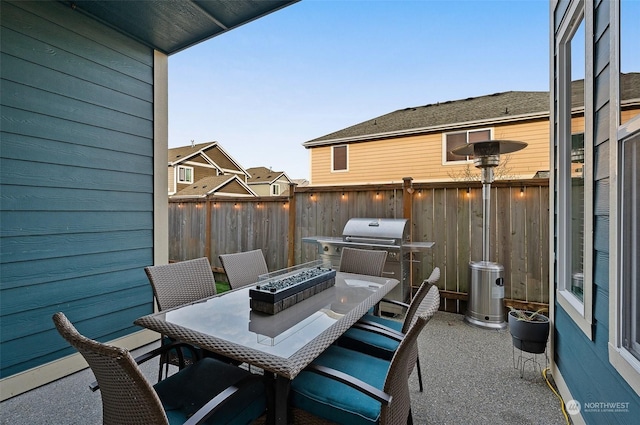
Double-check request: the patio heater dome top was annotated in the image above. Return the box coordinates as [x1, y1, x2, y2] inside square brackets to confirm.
[450, 139, 528, 157]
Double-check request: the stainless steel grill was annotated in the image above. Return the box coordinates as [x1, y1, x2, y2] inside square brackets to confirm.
[303, 218, 434, 314]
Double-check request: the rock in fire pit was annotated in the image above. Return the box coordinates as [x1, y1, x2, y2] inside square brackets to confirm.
[250, 261, 336, 315]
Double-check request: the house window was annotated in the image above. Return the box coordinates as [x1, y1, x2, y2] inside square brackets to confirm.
[177, 166, 193, 184]
[443, 129, 491, 163]
[609, 0, 640, 394]
[332, 145, 348, 172]
[555, 4, 593, 338]
[621, 133, 640, 361]
[271, 184, 281, 196]
[620, 0, 640, 126]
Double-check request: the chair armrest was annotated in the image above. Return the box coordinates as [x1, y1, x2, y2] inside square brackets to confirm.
[379, 298, 409, 310]
[89, 341, 198, 391]
[303, 363, 391, 405]
[133, 341, 199, 365]
[353, 320, 404, 340]
[183, 375, 264, 425]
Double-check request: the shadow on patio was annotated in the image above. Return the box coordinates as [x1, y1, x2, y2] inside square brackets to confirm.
[0, 311, 569, 425]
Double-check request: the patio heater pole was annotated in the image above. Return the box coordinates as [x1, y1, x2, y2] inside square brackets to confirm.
[481, 167, 494, 263]
[451, 140, 527, 330]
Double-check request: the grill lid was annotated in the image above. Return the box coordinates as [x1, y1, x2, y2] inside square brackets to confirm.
[342, 218, 408, 245]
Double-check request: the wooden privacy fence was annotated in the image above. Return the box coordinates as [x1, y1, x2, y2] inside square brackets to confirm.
[169, 178, 549, 313]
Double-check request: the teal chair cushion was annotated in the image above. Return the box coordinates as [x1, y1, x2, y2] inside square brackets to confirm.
[361, 313, 403, 332]
[154, 357, 266, 425]
[290, 345, 390, 425]
[337, 314, 403, 360]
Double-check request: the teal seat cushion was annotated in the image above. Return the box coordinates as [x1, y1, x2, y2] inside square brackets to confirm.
[290, 345, 390, 425]
[361, 313, 403, 332]
[336, 314, 403, 360]
[154, 357, 266, 425]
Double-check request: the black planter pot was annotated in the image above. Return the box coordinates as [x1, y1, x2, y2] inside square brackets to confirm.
[508, 310, 550, 354]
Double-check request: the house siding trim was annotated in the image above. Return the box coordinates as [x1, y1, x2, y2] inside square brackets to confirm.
[154, 50, 169, 267]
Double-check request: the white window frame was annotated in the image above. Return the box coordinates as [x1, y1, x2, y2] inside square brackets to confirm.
[271, 184, 281, 196]
[608, 0, 640, 394]
[176, 165, 193, 184]
[331, 145, 348, 172]
[442, 128, 493, 165]
[555, 1, 594, 339]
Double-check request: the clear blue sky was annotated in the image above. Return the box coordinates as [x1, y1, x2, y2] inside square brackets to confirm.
[167, 0, 553, 180]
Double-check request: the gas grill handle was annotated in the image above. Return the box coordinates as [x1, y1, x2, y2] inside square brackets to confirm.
[344, 237, 396, 245]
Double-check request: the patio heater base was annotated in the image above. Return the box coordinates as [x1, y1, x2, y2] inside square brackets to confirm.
[464, 261, 507, 330]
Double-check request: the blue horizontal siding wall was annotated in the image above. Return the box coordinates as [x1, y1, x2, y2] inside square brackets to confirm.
[0, 0, 155, 377]
[553, 1, 640, 422]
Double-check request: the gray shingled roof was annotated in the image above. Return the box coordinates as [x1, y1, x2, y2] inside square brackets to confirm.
[305, 73, 640, 146]
[172, 175, 254, 198]
[246, 166, 288, 184]
[168, 142, 216, 164]
[304, 91, 549, 146]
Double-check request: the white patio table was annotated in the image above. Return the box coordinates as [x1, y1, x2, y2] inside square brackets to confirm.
[134, 271, 398, 425]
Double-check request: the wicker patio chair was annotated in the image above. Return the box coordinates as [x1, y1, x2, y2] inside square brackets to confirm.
[145, 258, 217, 311]
[338, 247, 388, 277]
[289, 285, 440, 425]
[144, 258, 233, 380]
[52, 312, 266, 425]
[337, 267, 441, 392]
[219, 249, 268, 289]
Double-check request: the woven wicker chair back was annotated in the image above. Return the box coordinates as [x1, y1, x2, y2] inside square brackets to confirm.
[219, 249, 268, 289]
[52, 312, 169, 425]
[382, 285, 440, 425]
[145, 258, 217, 311]
[338, 247, 388, 277]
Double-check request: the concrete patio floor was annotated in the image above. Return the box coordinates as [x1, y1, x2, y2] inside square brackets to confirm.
[0, 311, 570, 425]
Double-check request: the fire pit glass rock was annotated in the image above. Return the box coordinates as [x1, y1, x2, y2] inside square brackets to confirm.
[250, 260, 336, 315]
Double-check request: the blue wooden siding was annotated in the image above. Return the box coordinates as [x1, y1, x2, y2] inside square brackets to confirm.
[0, 1, 155, 377]
[553, 0, 640, 422]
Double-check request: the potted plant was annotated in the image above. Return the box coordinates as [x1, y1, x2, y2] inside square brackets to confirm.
[508, 307, 550, 354]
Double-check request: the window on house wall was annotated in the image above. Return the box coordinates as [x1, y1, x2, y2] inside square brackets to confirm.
[556, 4, 593, 338]
[443, 129, 491, 163]
[610, 0, 640, 391]
[332, 145, 348, 172]
[621, 133, 639, 362]
[271, 184, 280, 195]
[177, 165, 193, 184]
[620, 0, 640, 126]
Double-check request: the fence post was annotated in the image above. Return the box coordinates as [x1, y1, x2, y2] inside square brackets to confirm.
[403, 177, 414, 295]
[205, 198, 212, 262]
[287, 182, 298, 267]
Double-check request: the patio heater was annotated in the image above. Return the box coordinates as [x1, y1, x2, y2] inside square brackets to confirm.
[451, 140, 527, 330]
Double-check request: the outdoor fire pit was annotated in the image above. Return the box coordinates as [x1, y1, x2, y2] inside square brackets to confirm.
[250, 261, 336, 314]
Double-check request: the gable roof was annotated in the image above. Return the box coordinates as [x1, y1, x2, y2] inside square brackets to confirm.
[246, 167, 292, 185]
[171, 175, 257, 198]
[169, 141, 248, 176]
[303, 91, 549, 147]
[71, 1, 299, 55]
[304, 72, 640, 147]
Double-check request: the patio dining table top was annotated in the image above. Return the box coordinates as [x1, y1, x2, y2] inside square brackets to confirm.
[134, 271, 399, 380]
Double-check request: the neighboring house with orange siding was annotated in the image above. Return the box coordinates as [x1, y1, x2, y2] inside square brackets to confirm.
[303, 74, 639, 185]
